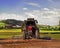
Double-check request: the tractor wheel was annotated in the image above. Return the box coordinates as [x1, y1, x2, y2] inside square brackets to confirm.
[35, 30, 40, 39]
[22, 31, 26, 39]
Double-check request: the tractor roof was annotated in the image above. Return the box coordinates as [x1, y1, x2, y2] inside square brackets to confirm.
[27, 18, 34, 20]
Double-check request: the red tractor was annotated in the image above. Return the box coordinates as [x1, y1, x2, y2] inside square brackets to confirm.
[22, 18, 40, 39]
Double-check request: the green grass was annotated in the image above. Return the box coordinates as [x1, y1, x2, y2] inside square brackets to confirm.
[0, 29, 21, 38]
[0, 29, 21, 32]
[0, 29, 59, 33]
[0, 32, 21, 38]
[0, 29, 60, 39]
[40, 30, 60, 33]
[0, 22, 5, 27]
[40, 34, 60, 40]
[40, 30, 60, 40]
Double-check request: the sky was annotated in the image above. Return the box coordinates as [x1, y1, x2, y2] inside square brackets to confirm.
[0, 0, 60, 26]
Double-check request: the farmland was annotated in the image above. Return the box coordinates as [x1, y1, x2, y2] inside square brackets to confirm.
[0, 29, 59, 48]
[0, 28, 60, 40]
[0, 20, 60, 48]
[0, 20, 60, 39]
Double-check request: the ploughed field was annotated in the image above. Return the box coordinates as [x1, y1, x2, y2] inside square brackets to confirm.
[0, 39, 60, 48]
[0, 29, 60, 48]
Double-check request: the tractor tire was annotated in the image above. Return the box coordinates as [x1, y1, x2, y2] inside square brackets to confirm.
[35, 30, 40, 39]
[22, 31, 26, 39]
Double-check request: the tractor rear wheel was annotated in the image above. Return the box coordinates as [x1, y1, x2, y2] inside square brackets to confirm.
[22, 31, 26, 39]
[35, 30, 40, 39]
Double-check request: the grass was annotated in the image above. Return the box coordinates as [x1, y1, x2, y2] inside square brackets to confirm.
[0, 32, 21, 38]
[0, 29, 21, 32]
[0, 29, 60, 39]
[40, 34, 60, 40]
[40, 30, 60, 40]
[0, 29, 60, 33]
[0, 22, 5, 27]
[40, 30, 60, 33]
[0, 29, 21, 38]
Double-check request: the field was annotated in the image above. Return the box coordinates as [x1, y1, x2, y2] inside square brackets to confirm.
[0, 22, 60, 48]
[0, 29, 60, 40]
[0, 29, 21, 38]
[0, 39, 60, 48]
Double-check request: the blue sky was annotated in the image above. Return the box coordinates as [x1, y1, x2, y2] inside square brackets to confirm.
[0, 0, 59, 14]
[0, 0, 60, 25]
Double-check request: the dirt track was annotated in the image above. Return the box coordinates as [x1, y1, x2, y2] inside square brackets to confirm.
[0, 39, 60, 48]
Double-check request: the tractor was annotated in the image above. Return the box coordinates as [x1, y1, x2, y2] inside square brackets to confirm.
[22, 18, 40, 39]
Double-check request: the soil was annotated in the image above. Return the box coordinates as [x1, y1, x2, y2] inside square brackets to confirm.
[0, 39, 60, 48]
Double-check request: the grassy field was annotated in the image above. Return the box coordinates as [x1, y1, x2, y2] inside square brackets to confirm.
[0, 29, 21, 38]
[0, 29, 21, 32]
[0, 29, 60, 33]
[40, 34, 60, 40]
[0, 29, 60, 39]
[40, 30, 60, 33]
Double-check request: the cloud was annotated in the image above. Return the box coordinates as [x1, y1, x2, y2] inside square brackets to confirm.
[43, 8, 50, 11]
[24, 8, 60, 25]
[27, 2, 40, 7]
[0, 13, 26, 21]
[0, 8, 60, 25]
[22, 8, 28, 10]
[25, 12, 34, 18]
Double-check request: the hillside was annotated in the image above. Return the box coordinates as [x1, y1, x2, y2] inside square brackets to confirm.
[0, 19, 23, 29]
[3, 19, 23, 26]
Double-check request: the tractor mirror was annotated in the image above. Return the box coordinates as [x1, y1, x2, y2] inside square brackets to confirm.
[35, 20, 38, 23]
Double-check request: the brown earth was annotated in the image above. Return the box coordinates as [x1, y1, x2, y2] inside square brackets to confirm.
[0, 39, 60, 48]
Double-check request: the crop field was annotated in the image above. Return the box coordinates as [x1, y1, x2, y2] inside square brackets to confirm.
[0, 29, 21, 38]
[0, 22, 60, 48]
[0, 29, 21, 32]
[0, 29, 60, 40]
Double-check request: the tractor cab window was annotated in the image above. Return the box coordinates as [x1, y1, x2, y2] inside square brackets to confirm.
[26, 21, 35, 26]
